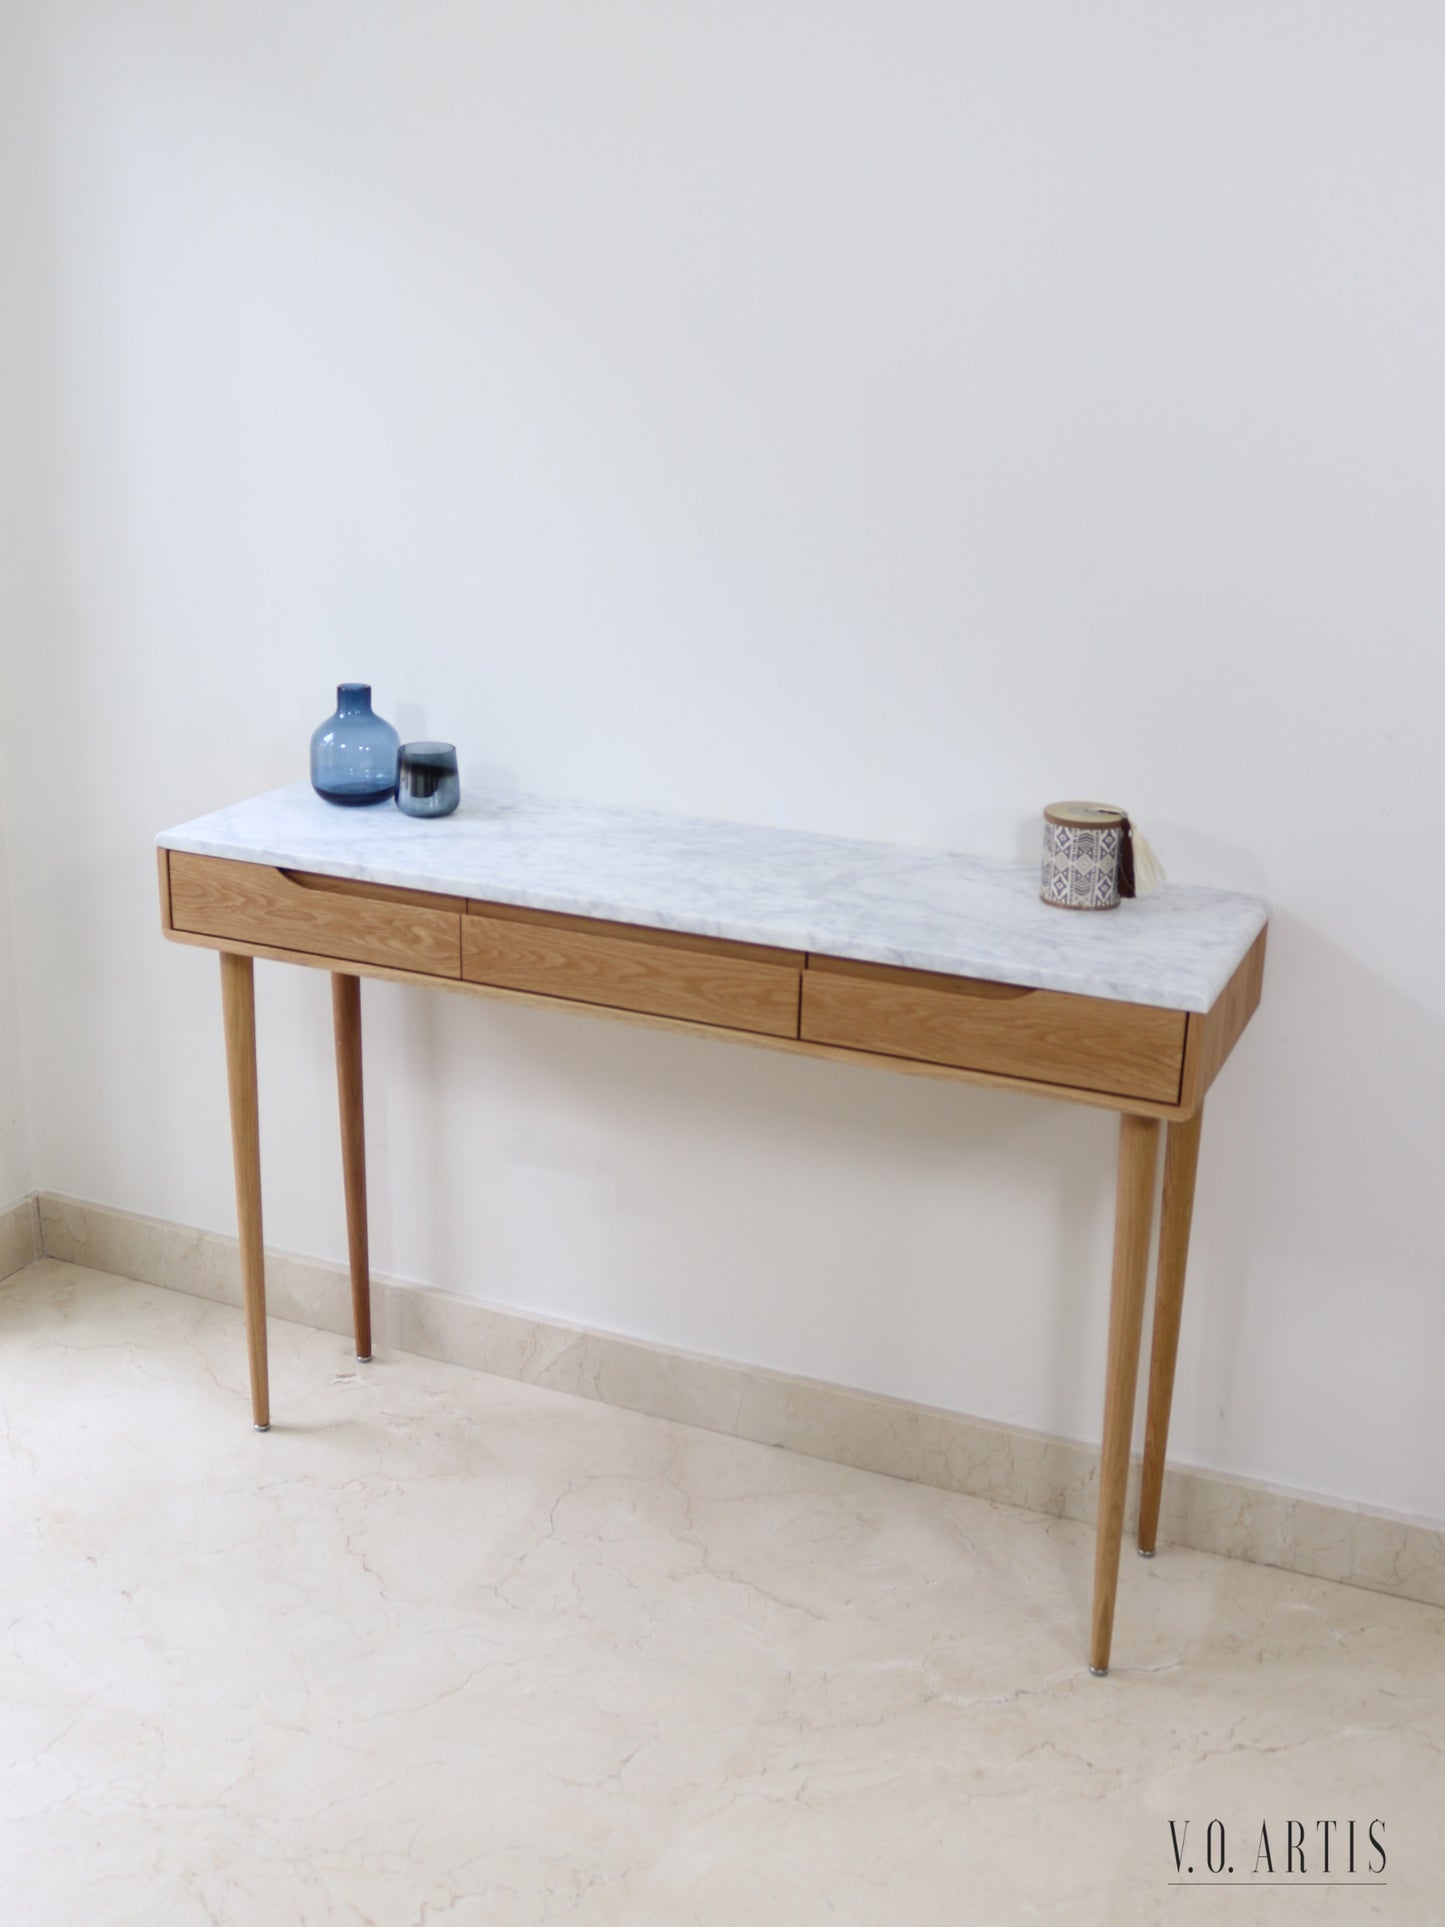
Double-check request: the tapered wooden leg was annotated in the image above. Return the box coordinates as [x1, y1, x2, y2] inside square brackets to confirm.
[1136, 1105, 1204, 1557]
[331, 973, 373, 1362]
[220, 952, 269, 1430]
[1089, 1112, 1160, 1675]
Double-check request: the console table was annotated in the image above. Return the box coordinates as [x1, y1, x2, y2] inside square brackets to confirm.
[156, 783, 1267, 1674]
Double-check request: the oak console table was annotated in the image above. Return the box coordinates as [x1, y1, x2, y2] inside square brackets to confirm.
[157, 783, 1266, 1674]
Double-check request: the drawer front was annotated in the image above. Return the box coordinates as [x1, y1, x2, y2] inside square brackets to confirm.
[463, 904, 802, 1037]
[801, 957, 1185, 1101]
[169, 853, 462, 977]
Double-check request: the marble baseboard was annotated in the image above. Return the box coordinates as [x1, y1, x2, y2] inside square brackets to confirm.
[0, 1193, 41, 1283]
[28, 1189, 1445, 1613]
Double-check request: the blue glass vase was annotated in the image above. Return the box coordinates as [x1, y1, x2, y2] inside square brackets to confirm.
[310, 684, 400, 806]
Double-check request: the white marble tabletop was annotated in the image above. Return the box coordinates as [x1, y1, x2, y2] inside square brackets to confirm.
[158, 782, 1267, 1013]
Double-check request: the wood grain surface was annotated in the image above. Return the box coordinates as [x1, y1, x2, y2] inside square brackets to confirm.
[1090, 1112, 1161, 1674]
[463, 905, 802, 1037]
[800, 956, 1186, 1102]
[1178, 926, 1267, 1112]
[170, 853, 461, 978]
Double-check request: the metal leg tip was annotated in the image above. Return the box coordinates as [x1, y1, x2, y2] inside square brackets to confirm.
[1089, 1664, 1109, 1678]
[254, 1422, 270, 1432]
[1138, 1546, 1156, 1558]
[356, 1353, 373, 1364]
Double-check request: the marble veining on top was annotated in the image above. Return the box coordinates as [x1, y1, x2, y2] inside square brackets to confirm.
[157, 782, 1267, 1012]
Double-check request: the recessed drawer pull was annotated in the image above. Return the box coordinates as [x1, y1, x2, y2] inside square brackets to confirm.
[808, 955, 1036, 1001]
[278, 868, 461, 913]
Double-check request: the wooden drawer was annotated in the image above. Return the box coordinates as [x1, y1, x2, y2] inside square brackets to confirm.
[801, 956, 1186, 1102]
[169, 853, 462, 977]
[463, 902, 803, 1037]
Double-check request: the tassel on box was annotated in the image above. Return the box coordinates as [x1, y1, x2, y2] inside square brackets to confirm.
[1128, 825, 1165, 898]
[1117, 818, 1166, 898]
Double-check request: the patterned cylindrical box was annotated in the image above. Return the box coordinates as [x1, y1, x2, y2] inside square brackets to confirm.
[1040, 802, 1128, 910]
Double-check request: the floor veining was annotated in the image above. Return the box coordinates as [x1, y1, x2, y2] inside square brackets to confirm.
[1, 1259, 1439, 1924]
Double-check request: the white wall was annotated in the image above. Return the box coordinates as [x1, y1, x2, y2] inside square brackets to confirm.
[0, 793, 32, 1208]
[5, 2, 1444, 1519]
[0, 17, 35, 1209]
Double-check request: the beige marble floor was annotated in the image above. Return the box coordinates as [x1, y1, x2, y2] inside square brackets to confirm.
[1, 1260, 1439, 1925]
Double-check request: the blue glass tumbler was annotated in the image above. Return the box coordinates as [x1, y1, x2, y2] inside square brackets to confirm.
[396, 742, 460, 818]
[310, 684, 400, 806]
